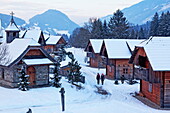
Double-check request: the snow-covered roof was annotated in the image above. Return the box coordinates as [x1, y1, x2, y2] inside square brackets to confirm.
[46, 36, 62, 45]
[89, 39, 103, 53]
[126, 39, 144, 51]
[104, 39, 131, 59]
[5, 18, 20, 31]
[23, 29, 42, 42]
[1, 38, 40, 66]
[23, 58, 53, 65]
[138, 36, 170, 71]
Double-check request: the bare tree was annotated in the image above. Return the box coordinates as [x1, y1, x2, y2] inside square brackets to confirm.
[0, 44, 11, 66]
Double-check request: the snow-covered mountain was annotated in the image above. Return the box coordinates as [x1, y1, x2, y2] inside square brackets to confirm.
[101, 0, 170, 25]
[0, 13, 26, 28]
[27, 9, 79, 35]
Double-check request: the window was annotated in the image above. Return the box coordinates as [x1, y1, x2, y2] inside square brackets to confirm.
[2, 68, 4, 79]
[13, 32, 16, 37]
[109, 66, 112, 72]
[148, 83, 152, 92]
[89, 46, 93, 52]
[123, 68, 128, 74]
[138, 55, 147, 68]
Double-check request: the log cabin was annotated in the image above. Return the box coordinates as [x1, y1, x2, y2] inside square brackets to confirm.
[21, 29, 46, 46]
[84, 39, 105, 68]
[0, 38, 56, 88]
[44, 35, 67, 54]
[100, 39, 143, 80]
[129, 36, 170, 108]
[0, 13, 56, 88]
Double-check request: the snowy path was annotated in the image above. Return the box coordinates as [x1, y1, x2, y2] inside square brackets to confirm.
[0, 48, 170, 113]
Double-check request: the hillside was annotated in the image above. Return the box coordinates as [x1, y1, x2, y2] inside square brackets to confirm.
[0, 13, 26, 28]
[27, 9, 79, 35]
[101, 0, 170, 25]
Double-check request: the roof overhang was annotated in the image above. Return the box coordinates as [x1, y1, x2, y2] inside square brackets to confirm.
[23, 58, 54, 66]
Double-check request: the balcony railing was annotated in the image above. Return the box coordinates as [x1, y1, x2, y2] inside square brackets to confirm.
[134, 65, 149, 81]
[86, 52, 95, 58]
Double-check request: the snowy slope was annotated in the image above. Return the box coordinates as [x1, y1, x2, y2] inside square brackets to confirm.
[27, 9, 79, 35]
[0, 48, 170, 113]
[101, 0, 170, 25]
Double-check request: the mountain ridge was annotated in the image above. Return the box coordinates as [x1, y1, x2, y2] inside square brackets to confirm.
[101, 0, 170, 25]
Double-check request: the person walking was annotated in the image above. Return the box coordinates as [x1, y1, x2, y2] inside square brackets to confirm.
[96, 73, 100, 85]
[101, 73, 105, 85]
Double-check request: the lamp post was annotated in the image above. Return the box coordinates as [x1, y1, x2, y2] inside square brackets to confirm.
[59, 87, 65, 111]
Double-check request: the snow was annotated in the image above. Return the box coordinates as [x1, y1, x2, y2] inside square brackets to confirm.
[46, 36, 62, 45]
[89, 39, 103, 53]
[5, 21, 20, 31]
[104, 39, 131, 59]
[23, 29, 42, 42]
[23, 58, 53, 65]
[0, 38, 40, 66]
[138, 36, 170, 71]
[126, 39, 144, 51]
[0, 47, 170, 113]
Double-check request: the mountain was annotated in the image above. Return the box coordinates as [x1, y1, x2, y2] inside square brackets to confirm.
[101, 0, 170, 25]
[27, 9, 79, 35]
[0, 13, 26, 28]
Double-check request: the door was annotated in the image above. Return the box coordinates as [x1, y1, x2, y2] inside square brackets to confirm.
[27, 66, 36, 86]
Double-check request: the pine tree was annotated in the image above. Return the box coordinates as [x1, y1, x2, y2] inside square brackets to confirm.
[102, 20, 109, 39]
[91, 19, 103, 39]
[67, 52, 84, 84]
[73, 61, 83, 83]
[51, 62, 62, 88]
[58, 44, 67, 62]
[158, 12, 166, 36]
[138, 27, 145, 39]
[67, 52, 75, 83]
[150, 12, 159, 36]
[18, 66, 29, 91]
[108, 9, 129, 39]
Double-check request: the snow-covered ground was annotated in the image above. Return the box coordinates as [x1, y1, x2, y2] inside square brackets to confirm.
[0, 48, 169, 113]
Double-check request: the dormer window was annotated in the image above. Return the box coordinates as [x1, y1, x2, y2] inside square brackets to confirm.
[138, 55, 147, 68]
[13, 32, 16, 37]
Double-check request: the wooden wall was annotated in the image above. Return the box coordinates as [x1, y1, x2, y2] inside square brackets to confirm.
[141, 80, 161, 105]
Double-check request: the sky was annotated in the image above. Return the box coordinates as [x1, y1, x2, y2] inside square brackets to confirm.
[0, 0, 143, 25]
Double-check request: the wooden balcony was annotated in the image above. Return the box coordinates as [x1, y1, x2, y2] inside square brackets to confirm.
[86, 52, 95, 58]
[134, 65, 149, 81]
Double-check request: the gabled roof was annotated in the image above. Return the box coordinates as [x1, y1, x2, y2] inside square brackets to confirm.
[5, 17, 20, 31]
[89, 39, 103, 53]
[126, 40, 144, 52]
[137, 36, 170, 71]
[0, 38, 40, 66]
[104, 39, 131, 59]
[22, 29, 42, 42]
[46, 36, 62, 45]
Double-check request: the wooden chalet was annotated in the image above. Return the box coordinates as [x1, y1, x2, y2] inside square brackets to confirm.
[21, 29, 46, 46]
[0, 39, 56, 88]
[84, 39, 105, 68]
[44, 35, 66, 54]
[100, 39, 143, 80]
[0, 14, 56, 88]
[129, 37, 170, 108]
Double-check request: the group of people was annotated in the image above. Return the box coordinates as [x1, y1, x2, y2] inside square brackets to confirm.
[96, 73, 105, 85]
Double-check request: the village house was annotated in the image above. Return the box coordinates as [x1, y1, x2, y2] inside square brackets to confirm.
[84, 39, 105, 68]
[129, 36, 170, 108]
[0, 13, 56, 88]
[21, 29, 46, 46]
[44, 35, 67, 54]
[100, 39, 143, 80]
